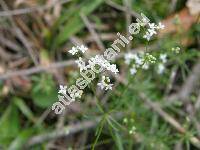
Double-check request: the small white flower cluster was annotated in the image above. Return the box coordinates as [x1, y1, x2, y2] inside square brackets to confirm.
[97, 76, 113, 90]
[89, 55, 119, 74]
[124, 52, 156, 75]
[69, 45, 88, 55]
[53, 44, 122, 114]
[159, 53, 167, 63]
[74, 56, 119, 75]
[75, 57, 87, 71]
[143, 22, 165, 41]
[58, 85, 83, 100]
[58, 85, 67, 95]
[72, 46, 118, 91]
[157, 53, 167, 74]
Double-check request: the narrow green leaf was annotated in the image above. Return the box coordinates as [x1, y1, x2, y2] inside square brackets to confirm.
[0, 104, 20, 146]
[8, 129, 35, 150]
[114, 131, 124, 150]
[13, 97, 36, 123]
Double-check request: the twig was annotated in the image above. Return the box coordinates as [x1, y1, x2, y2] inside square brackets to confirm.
[123, 0, 132, 51]
[0, 0, 39, 65]
[0, 35, 21, 52]
[105, 0, 140, 18]
[0, 0, 72, 17]
[140, 93, 185, 133]
[27, 118, 100, 146]
[26, 112, 123, 147]
[174, 142, 183, 150]
[139, 93, 200, 148]
[35, 108, 52, 126]
[169, 0, 178, 13]
[0, 46, 12, 60]
[168, 60, 200, 103]
[0, 60, 75, 80]
[70, 36, 84, 46]
[56, 109, 67, 129]
[81, 13, 105, 51]
[164, 66, 178, 95]
[85, 33, 117, 42]
[195, 92, 200, 109]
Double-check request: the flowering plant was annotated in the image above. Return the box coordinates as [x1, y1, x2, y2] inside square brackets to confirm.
[52, 13, 169, 115]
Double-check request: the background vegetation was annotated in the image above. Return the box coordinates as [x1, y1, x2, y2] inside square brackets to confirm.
[0, 0, 199, 149]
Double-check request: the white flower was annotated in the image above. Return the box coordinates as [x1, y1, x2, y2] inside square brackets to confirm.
[143, 32, 152, 41]
[140, 14, 150, 26]
[90, 55, 105, 68]
[108, 64, 119, 74]
[159, 54, 167, 63]
[130, 66, 137, 75]
[68, 46, 78, 55]
[68, 45, 88, 55]
[77, 45, 88, 53]
[142, 63, 149, 70]
[75, 90, 83, 98]
[157, 22, 165, 30]
[143, 22, 164, 41]
[97, 76, 113, 90]
[142, 18, 149, 25]
[75, 57, 87, 71]
[98, 82, 113, 90]
[97, 82, 105, 90]
[69, 90, 83, 100]
[105, 84, 113, 91]
[148, 28, 157, 36]
[124, 53, 135, 64]
[135, 56, 143, 66]
[58, 85, 67, 95]
[148, 23, 157, 29]
[89, 55, 119, 74]
[157, 63, 165, 74]
[88, 60, 95, 68]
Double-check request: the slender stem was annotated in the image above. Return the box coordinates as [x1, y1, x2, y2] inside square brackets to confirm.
[90, 84, 104, 113]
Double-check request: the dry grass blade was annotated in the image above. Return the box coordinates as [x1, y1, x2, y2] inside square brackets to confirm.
[0, 0, 72, 16]
[168, 60, 200, 103]
[0, 0, 39, 65]
[105, 0, 140, 18]
[27, 112, 124, 147]
[123, 0, 132, 51]
[81, 13, 105, 51]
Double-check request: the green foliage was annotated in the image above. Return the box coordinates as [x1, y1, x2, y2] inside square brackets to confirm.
[31, 74, 57, 108]
[14, 97, 36, 123]
[52, 0, 104, 48]
[0, 104, 20, 147]
[8, 129, 35, 150]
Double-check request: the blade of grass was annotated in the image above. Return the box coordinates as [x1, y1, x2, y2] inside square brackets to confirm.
[13, 97, 37, 123]
[52, 0, 104, 48]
